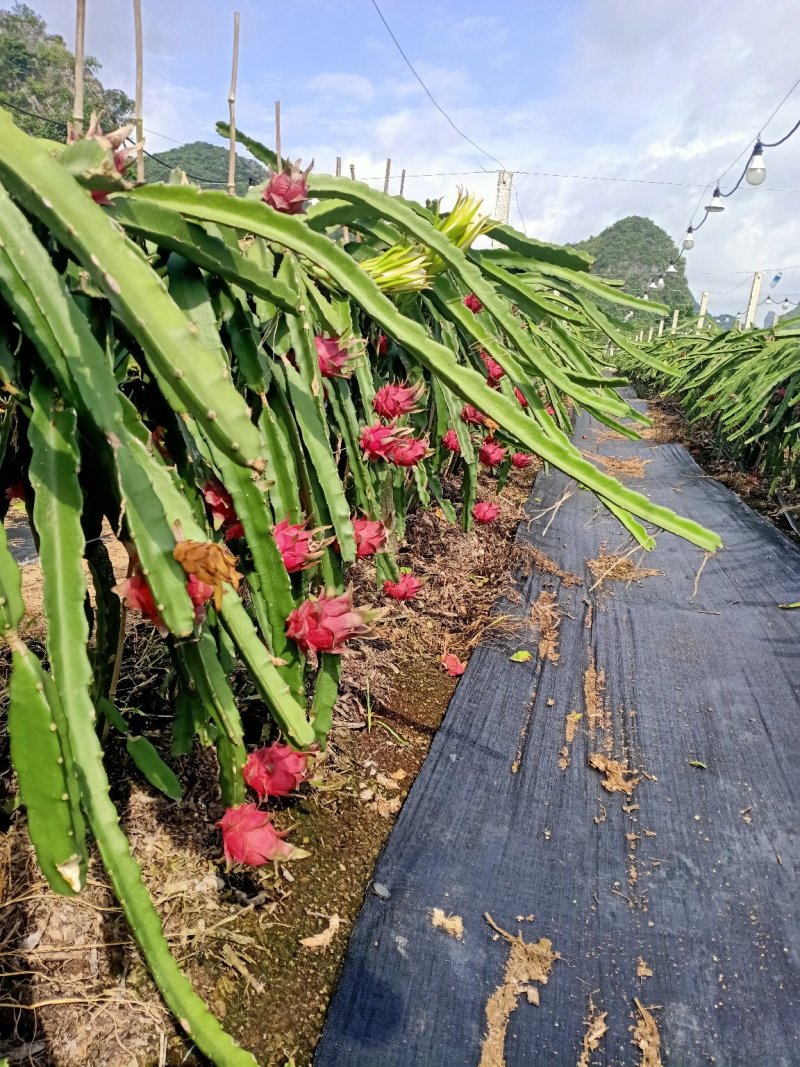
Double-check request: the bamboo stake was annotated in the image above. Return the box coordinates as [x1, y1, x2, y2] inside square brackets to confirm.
[275, 100, 281, 171]
[399, 168, 406, 197]
[133, 0, 144, 181]
[335, 156, 341, 177]
[350, 163, 356, 180]
[226, 12, 240, 196]
[72, 0, 86, 136]
[383, 157, 391, 193]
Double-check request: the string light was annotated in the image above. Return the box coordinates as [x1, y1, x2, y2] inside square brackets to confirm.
[746, 141, 767, 186]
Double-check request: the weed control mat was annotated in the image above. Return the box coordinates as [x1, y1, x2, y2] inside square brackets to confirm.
[316, 400, 800, 1066]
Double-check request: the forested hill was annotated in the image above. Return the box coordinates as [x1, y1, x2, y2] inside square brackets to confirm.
[143, 141, 267, 197]
[571, 215, 696, 316]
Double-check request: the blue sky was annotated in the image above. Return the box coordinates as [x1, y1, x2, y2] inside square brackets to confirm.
[31, 0, 800, 318]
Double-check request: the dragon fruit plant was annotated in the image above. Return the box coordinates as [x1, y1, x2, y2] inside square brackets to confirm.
[0, 110, 720, 1062]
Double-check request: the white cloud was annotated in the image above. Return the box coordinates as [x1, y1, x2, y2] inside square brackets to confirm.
[307, 73, 375, 103]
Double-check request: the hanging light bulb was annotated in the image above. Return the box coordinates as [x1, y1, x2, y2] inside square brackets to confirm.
[666, 263, 677, 274]
[683, 228, 695, 250]
[648, 280, 657, 290]
[765, 295, 773, 304]
[643, 294, 649, 301]
[782, 300, 791, 312]
[746, 141, 766, 186]
[656, 276, 665, 290]
[706, 187, 725, 211]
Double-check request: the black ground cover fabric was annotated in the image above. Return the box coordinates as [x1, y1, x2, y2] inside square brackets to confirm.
[316, 401, 800, 1066]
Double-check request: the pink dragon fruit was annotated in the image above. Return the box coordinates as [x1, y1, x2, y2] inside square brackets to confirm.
[373, 381, 425, 419]
[217, 804, 296, 865]
[201, 479, 237, 530]
[315, 335, 356, 378]
[479, 438, 506, 467]
[262, 159, 313, 215]
[115, 571, 213, 634]
[377, 334, 389, 356]
[460, 404, 486, 426]
[545, 405, 556, 416]
[383, 574, 422, 601]
[514, 387, 529, 408]
[472, 501, 501, 524]
[353, 517, 387, 558]
[243, 742, 309, 799]
[285, 588, 381, 658]
[480, 351, 505, 383]
[511, 452, 532, 469]
[441, 429, 461, 453]
[274, 517, 326, 573]
[360, 421, 403, 461]
[441, 653, 466, 676]
[464, 293, 482, 314]
[387, 436, 428, 467]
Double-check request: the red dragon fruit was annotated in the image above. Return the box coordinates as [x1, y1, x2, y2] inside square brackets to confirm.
[479, 438, 507, 467]
[545, 405, 556, 417]
[511, 452, 532, 469]
[352, 517, 387, 558]
[217, 804, 297, 865]
[360, 421, 404, 461]
[285, 588, 381, 659]
[387, 436, 428, 467]
[464, 293, 482, 314]
[472, 501, 501, 524]
[243, 743, 310, 799]
[315, 335, 356, 378]
[201, 479, 237, 529]
[514, 386, 529, 408]
[262, 159, 313, 215]
[377, 334, 389, 356]
[441, 653, 466, 676]
[383, 574, 423, 601]
[480, 351, 505, 383]
[441, 429, 461, 453]
[373, 381, 425, 419]
[273, 517, 326, 573]
[114, 571, 213, 635]
[460, 404, 486, 426]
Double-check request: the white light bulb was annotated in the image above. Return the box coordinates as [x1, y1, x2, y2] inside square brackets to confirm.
[746, 143, 767, 187]
[656, 277, 665, 290]
[666, 263, 677, 274]
[648, 280, 657, 290]
[683, 231, 695, 250]
[782, 300, 791, 312]
[706, 187, 725, 212]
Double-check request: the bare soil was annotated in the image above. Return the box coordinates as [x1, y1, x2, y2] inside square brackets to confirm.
[0, 466, 538, 1066]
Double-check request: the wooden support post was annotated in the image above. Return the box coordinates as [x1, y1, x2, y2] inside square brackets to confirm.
[399, 168, 406, 197]
[744, 271, 763, 329]
[383, 158, 392, 194]
[697, 290, 709, 333]
[275, 100, 281, 171]
[350, 164, 356, 180]
[671, 308, 680, 334]
[335, 156, 341, 177]
[72, 0, 86, 136]
[647, 326, 654, 342]
[226, 12, 240, 196]
[657, 318, 664, 337]
[133, 0, 144, 181]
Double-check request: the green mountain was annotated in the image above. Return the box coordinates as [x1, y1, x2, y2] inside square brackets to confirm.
[0, 2, 133, 138]
[571, 215, 695, 324]
[143, 141, 268, 197]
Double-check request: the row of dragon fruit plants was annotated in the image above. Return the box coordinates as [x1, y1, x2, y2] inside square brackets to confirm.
[0, 110, 719, 1063]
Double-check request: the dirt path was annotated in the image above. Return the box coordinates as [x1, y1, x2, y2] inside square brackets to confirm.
[316, 397, 800, 1066]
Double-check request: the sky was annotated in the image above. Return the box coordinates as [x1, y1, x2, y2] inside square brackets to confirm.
[31, 0, 800, 320]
